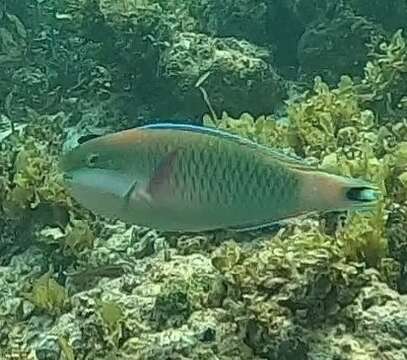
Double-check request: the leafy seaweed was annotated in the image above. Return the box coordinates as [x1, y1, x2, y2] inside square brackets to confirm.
[23, 272, 70, 315]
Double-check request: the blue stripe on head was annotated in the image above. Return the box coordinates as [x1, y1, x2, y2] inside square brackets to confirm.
[138, 122, 249, 142]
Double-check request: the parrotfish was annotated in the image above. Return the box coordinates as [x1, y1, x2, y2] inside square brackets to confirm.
[60, 123, 380, 232]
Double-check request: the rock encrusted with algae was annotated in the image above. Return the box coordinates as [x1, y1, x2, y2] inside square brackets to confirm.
[159, 31, 285, 118]
[1, 232, 242, 359]
[297, 6, 384, 84]
[4, 223, 405, 359]
[60, 0, 286, 120]
[348, 0, 407, 31]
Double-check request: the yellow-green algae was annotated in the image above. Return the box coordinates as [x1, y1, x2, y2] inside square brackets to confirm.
[0, 111, 99, 262]
[22, 272, 70, 316]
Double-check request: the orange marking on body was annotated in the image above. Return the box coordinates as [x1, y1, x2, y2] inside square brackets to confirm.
[298, 171, 347, 211]
[95, 128, 150, 147]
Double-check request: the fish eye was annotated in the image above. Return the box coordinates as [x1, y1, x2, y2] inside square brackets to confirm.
[86, 153, 100, 167]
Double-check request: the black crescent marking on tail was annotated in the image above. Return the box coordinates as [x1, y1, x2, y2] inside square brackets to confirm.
[345, 186, 379, 203]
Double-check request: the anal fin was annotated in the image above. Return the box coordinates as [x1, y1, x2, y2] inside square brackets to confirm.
[228, 221, 281, 232]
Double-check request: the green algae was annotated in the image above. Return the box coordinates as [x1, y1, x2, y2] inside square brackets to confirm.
[58, 336, 75, 360]
[0, 113, 70, 215]
[97, 300, 125, 348]
[62, 219, 96, 256]
[23, 272, 70, 316]
[99, 300, 124, 331]
[357, 29, 407, 118]
[338, 206, 388, 267]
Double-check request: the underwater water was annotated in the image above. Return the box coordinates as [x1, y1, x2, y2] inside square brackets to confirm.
[1, 0, 407, 359]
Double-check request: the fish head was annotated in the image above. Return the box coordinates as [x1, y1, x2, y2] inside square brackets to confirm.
[60, 128, 151, 174]
[59, 132, 142, 219]
[60, 137, 123, 174]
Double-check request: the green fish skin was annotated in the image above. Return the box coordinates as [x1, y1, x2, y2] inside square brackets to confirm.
[60, 123, 381, 232]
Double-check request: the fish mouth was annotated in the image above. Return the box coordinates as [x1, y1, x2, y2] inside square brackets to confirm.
[61, 167, 136, 200]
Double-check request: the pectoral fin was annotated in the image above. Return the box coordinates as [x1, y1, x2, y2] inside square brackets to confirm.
[122, 179, 152, 210]
[146, 149, 179, 198]
[123, 179, 139, 207]
[122, 149, 179, 210]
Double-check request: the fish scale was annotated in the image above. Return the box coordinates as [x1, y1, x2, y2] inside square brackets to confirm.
[171, 134, 289, 216]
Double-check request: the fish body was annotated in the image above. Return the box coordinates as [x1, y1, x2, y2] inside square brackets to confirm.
[60, 123, 380, 232]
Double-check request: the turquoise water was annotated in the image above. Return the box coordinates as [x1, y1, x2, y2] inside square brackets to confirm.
[0, 1, 406, 359]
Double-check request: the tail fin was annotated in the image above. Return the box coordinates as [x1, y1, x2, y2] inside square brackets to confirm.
[298, 170, 381, 213]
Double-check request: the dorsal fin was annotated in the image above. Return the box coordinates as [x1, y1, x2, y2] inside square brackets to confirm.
[139, 123, 318, 171]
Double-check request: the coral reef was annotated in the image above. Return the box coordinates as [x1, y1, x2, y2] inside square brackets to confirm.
[297, 7, 383, 84]
[1, 1, 407, 359]
[61, 0, 286, 120]
[159, 31, 285, 118]
[348, 0, 407, 31]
